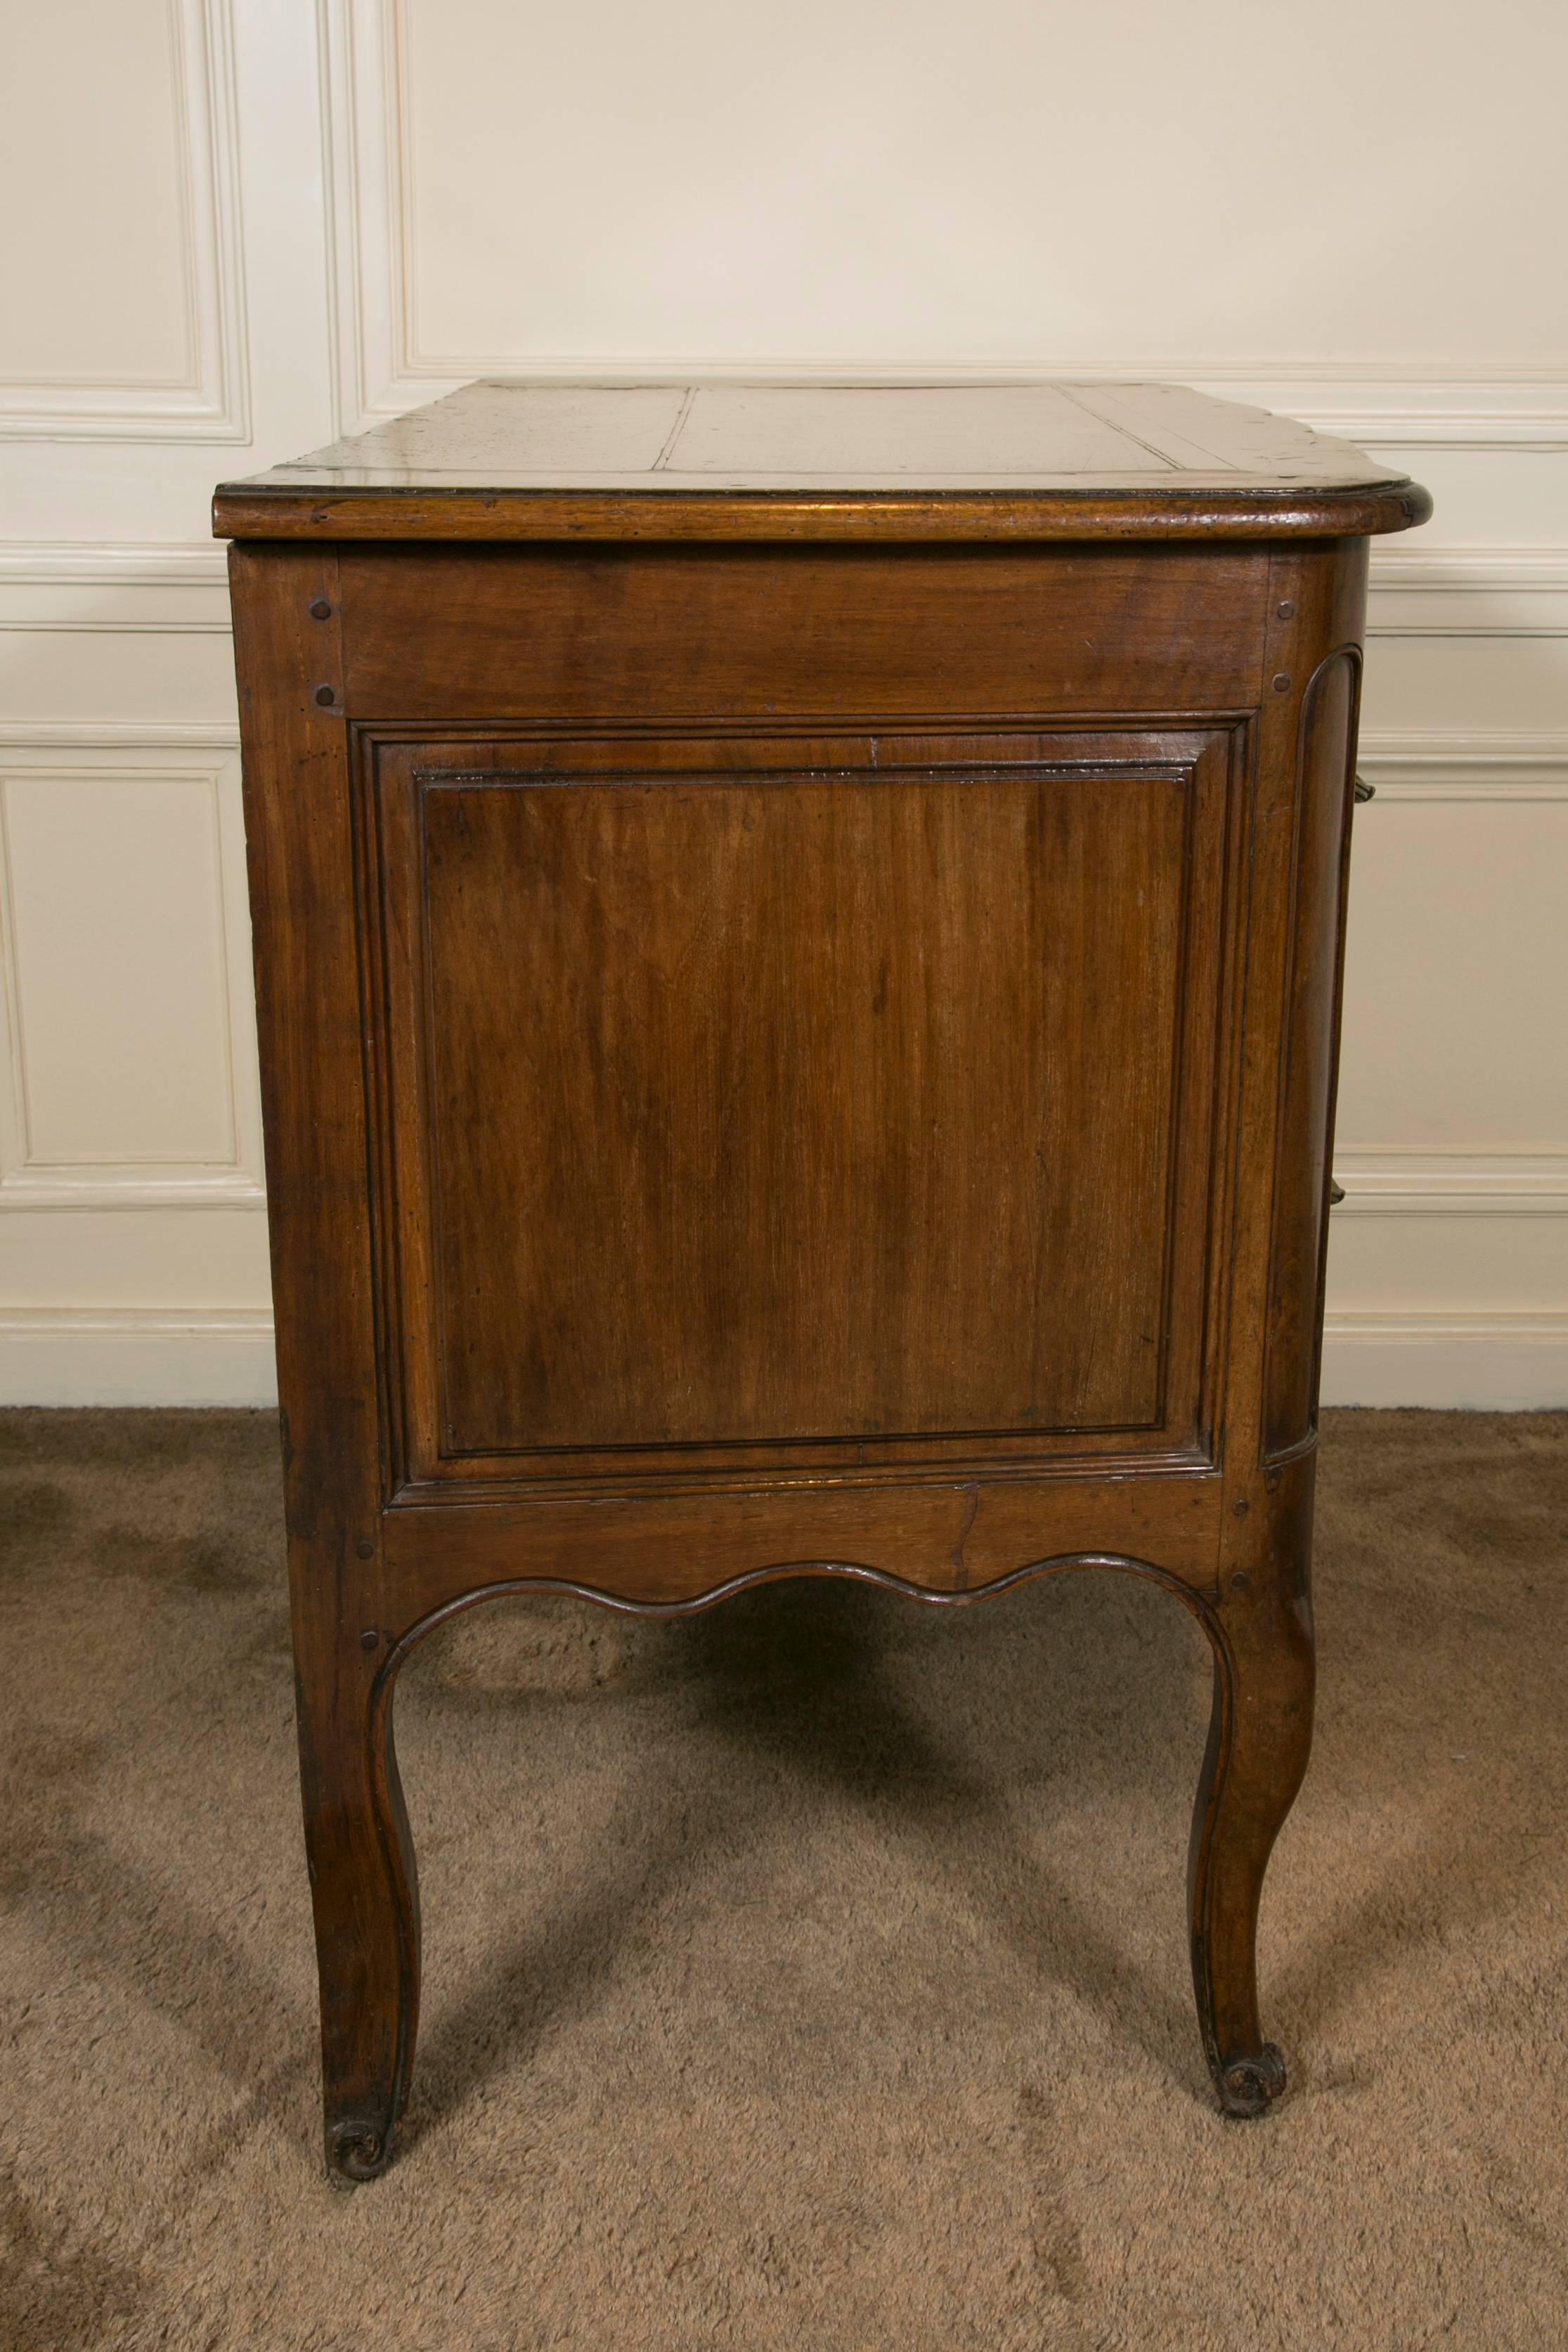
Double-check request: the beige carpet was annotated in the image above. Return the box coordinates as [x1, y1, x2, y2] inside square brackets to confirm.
[1, 1409, 1566, 2350]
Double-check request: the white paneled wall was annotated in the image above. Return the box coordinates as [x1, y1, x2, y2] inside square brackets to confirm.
[1, 0, 1564, 1405]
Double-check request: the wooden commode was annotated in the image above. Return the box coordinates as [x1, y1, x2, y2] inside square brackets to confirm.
[215, 380, 1431, 2181]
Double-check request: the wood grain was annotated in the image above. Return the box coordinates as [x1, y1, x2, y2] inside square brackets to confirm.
[425, 767, 1180, 1450]
[229, 545, 420, 2184]
[337, 545, 1267, 721]
[377, 1468, 1224, 1618]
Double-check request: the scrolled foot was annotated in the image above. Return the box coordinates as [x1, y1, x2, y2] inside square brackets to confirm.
[326, 2115, 396, 2186]
[1214, 2041, 1287, 2119]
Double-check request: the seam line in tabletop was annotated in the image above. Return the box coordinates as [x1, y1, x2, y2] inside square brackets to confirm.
[1068, 382, 1236, 470]
[653, 385, 698, 470]
[1055, 381, 1186, 473]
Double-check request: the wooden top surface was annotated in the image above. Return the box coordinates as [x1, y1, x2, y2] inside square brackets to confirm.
[214, 380, 1432, 543]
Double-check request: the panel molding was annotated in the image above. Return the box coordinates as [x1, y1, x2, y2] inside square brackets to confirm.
[1366, 550, 1568, 639]
[0, 742, 264, 1209]
[0, 0, 250, 441]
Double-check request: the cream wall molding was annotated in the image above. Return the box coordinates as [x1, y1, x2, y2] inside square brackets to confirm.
[1333, 1154, 1568, 1215]
[1355, 732, 1568, 800]
[1321, 1313, 1568, 1410]
[0, 1306, 276, 1407]
[0, 545, 231, 587]
[0, 546, 233, 638]
[0, 742, 264, 1212]
[1366, 552, 1568, 639]
[1367, 612, 1568, 641]
[1369, 552, 1568, 590]
[0, 723, 241, 751]
[0, 1169, 265, 1211]
[0, 620, 235, 637]
[0, 0, 250, 443]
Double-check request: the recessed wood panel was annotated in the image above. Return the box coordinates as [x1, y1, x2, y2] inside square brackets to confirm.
[368, 728, 1240, 1483]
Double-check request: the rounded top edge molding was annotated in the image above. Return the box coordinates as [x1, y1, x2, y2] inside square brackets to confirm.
[213, 480, 1433, 544]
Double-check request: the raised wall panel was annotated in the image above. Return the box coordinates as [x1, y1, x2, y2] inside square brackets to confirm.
[0, 1, 188, 387]
[0, 629, 241, 727]
[322, 0, 1568, 439]
[1337, 795, 1568, 1156]
[0, 744, 263, 1208]
[1359, 637, 1568, 739]
[1319, 730, 1568, 1404]
[0, 0, 247, 439]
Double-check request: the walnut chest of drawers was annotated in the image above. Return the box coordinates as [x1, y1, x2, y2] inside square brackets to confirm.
[216, 380, 1430, 2180]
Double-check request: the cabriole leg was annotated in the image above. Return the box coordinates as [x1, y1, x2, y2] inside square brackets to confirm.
[294, 1624, 421, 2183]
[1187, 1515, 1315, 2118]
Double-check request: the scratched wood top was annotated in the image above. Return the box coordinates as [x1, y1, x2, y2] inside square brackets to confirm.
[214, 380, 1432, 541]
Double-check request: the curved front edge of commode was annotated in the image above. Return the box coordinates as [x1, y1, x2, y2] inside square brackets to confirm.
[333, 1535, 1313, 2181]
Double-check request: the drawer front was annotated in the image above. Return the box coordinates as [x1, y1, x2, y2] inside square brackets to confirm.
[358, 723, 1248, 1495]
